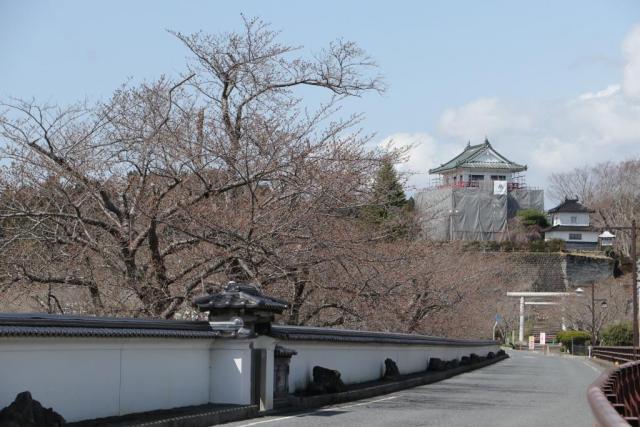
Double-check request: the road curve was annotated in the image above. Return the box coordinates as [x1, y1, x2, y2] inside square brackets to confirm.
[226, 351, 604, 427]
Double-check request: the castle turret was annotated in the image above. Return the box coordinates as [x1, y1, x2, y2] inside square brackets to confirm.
[429, 138, 527, 189]
[415, 139, 543, 241]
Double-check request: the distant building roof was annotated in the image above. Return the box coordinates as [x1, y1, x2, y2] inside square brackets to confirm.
[269, 325, 496, 346]
[547, 198, 594, 214]
[429, 139, 527, 174]
[543, 225, 599, 233]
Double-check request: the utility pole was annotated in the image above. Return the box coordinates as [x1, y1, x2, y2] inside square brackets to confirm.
[632, 220, 638, 350]
[607, 220, 639, 352]
[519, 297, 524, 343]
[592, 282, 596, 346]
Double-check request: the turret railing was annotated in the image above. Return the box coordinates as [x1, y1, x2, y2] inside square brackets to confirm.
[427, 180, 536, 191]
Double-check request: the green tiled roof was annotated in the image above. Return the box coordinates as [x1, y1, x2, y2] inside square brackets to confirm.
[429, 139, 527, 174]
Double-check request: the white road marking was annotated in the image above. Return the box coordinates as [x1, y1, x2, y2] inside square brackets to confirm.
[233, 415, 298, 426]
[327, 395, 398, 410]
[233, 396, 399, 426]
[582, 361, 602, 373]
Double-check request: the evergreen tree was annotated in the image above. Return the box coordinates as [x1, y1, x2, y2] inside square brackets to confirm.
[362, 158, 415, 241]
[372, 158, 407, 217]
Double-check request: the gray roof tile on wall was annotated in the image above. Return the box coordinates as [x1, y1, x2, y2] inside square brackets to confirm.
[0, 313, 218, 339]
[269, 325, 496, 347]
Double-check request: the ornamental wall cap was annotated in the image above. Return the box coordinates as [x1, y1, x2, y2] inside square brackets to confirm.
[192, 281, 290, 314]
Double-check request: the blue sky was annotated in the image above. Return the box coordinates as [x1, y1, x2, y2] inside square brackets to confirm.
[2, 1, 640, 197]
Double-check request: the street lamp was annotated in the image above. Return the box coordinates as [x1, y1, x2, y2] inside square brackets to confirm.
[575, 283, 608, 345]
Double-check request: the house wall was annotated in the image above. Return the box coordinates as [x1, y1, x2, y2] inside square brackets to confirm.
[545, 230, 599, 243]
[552, 212, 590, 226]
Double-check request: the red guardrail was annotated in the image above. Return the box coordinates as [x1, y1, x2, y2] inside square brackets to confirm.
[587, 360, 640, 427]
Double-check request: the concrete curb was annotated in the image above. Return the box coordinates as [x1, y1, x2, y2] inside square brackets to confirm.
[69, 404, 259, 427]
[274, 354, 509, 412]
[130, 405, 260, 427]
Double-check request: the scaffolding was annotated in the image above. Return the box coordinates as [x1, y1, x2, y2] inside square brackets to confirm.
[414, 184, 544, 241]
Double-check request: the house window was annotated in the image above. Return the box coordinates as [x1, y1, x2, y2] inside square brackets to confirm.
[569, 233, 582, 240]
[570, 216, 577, 224]
[469, 175, 484, 181]
[490, 175, 506, 181]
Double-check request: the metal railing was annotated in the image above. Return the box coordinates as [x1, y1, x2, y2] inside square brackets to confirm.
[593, 347, 640, 365]
[587, 360, 640, 426]
[428, 180, 531, 191]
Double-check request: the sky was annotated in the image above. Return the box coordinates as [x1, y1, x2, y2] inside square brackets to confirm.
[2, 1, 640, 203]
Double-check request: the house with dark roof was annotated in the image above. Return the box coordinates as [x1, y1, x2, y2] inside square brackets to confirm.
[543, 198, 599, 249]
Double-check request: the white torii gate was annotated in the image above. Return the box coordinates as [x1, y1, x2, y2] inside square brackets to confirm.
[506, 291, 576, 343]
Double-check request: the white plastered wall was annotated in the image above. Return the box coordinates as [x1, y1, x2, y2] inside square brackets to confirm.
[208, 339, 253, 406]
[280, 341, 498, 393]
[552, 212, 590, 226]
[0, 334, 498, 421]
[0, 337, 212, 422]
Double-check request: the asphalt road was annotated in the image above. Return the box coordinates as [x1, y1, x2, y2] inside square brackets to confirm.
[226, 351, 604, 427]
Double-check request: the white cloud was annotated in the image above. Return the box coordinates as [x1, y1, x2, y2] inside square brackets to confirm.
[378, 133, 460, 191]
[623, 25, 640, 98]
[438, 98, 532, 140]
[577, 84, 620, 100]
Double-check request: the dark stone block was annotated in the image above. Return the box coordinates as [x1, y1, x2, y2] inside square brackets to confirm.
[460, 356, 471, 366]
[383, 358, 400, 380]
[448, 359, 460, 368]
[469, 353, 480, 363]
[308, 366, 345, 394]
[487, 352, 496, 359]
[497, 349, 506, 357]
[428, 357, 446, 371]
[0, 391, 65, 427]
[306, 382, 326, 396]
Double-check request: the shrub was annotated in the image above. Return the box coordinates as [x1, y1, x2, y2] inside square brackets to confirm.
[556, 330, 591, 347]
[500, 240, 516, 252]
[546, 239, 566, 252]
[517, 209, 550, 228]
[528, 240, 546, 252]
[528, 239, 565, 253]
[601, 322, 633, 346]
